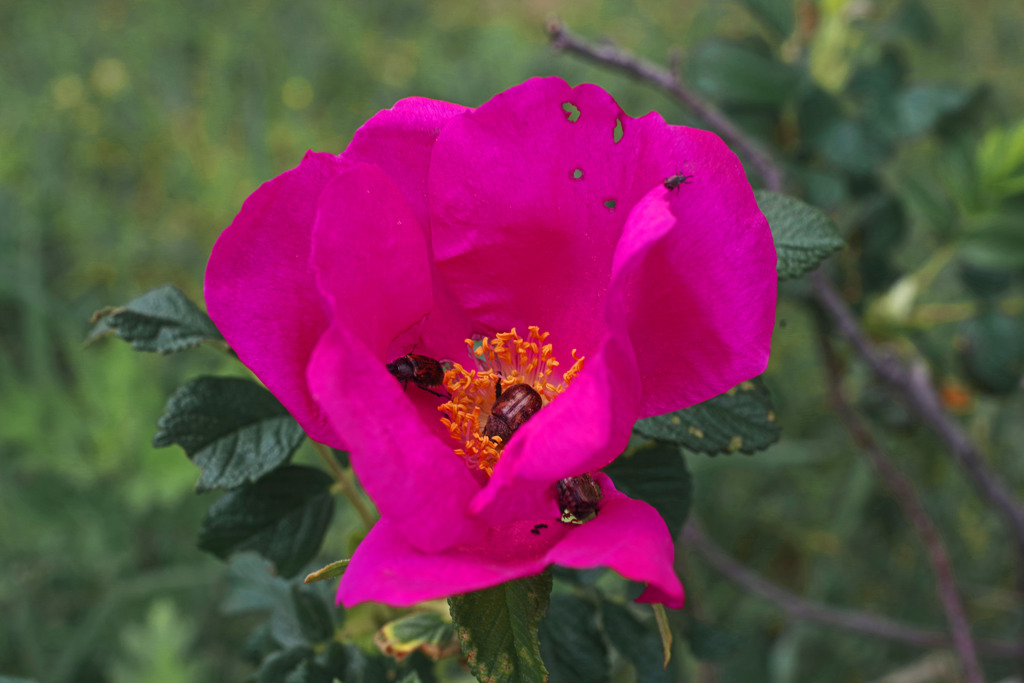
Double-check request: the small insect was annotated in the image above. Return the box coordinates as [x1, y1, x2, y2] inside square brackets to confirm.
[386, 354, 448, 398]
[482, 382, 543, 445]
[529, 523, 548, 536]
[556, 473, 602, 524]
[664, 173, 693, 190]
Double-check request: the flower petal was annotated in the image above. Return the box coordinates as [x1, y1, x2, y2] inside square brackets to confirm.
[205, 151, 346, 446]
[429, 76, 639, 359]
[342, 97, 470, 233]
[337, 475, 682, 608]
[307, 164, 486, 551]
[614, 121, 777, 416]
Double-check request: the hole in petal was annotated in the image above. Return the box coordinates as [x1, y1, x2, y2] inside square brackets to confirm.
[572, 168, 583, 180]
[604, 199, 617, 210]
[613, 118, 624, 143]
[562, 102, 581, 122]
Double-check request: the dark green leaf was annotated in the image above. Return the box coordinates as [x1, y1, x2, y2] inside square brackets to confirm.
[154, 376, 306, 492]
[634, 377, 780, 455]
[198, 465, 335, 578]
[258, 647, 333, 683]
[685, 619, 744, 661]
[376, 612, 458, 661]
[897, 85, 973, 139]
[539, 595, 609, 683]
[816, 119, 892, 174]
[602, 602, 670, 683]
[222, 552, 290, 615]
[734, 0, 795, 38]
[448, 572, 552, 683]
[604, 443, 692, 538]
[957, 311, 1024, 395]
[687, 39, 801, 106]
[958, 261, 1014, 299]
[86, 284, 223, 353]
[277, 582, 336, 646]
[754, 191, 845, 279]
[959, 217, 1024, 270]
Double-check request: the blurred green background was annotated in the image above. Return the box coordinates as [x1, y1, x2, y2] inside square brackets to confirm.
[3, 0, 1024, 681]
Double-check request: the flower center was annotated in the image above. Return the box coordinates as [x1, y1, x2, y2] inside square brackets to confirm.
[438, 326, 584, 476]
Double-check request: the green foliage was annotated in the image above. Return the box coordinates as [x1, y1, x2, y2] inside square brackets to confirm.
[376, 612, 456, 661]
[539, 595, 609, 683]
[634, 377, 780, 455]
[687, 39, 802, 106]
[109, 600, 210, 683]
[753, 191, 845, 279]
[601, 602, 670, 683]
[734, 0, 795, 39]
[957, 311, 1024, 394]
[87, 285, 223, 354]
[154, 376, 306, 492]
[198, 466, 335, 578]
[604, 442, 692, 538]
[448, 572, 553, 683]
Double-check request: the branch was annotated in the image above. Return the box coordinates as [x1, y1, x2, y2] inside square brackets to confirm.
[682, 521, 1023, 659]
[811, 269, 1024, 559]
[818, 332, 984, 683]
[547, 20, 784, 193]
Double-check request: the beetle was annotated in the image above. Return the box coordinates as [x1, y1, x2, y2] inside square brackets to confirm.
[664, 172, 693, 190]
[482, 382, 542, 445]
[386, 354, 448, 398]
[556, 473, 602, 523]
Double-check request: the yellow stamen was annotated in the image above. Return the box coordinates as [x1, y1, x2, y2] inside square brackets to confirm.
[438, 326, 584, 476]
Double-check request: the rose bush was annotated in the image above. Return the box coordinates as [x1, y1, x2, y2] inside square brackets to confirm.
[205, 77, 776, 609]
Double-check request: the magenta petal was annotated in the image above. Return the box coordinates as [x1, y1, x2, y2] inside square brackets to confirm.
[205, 151, 346, 447]
[616, 124, 777, 417]
[307, 164, 486, 551]
[337, 474, 682, 609]
[430, 77, 638, 358]
[342, 97, 470, 235]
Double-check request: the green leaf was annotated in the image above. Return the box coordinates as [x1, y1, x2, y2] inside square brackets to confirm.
[198, 465, 335, 578]
[687, 39, 801, 106]
[86, 284, 223, 353]
[448, 572, 553, 683]
[276, 582, 336, 646]
[685, 619, 744, 662]
[896, 85, 973, 139]
[153, 376, 306, 492]
[959, 216, 1024, 270]
[603, 443, 692, 538]
[602, 602, 670, 683]
[957, 311, 1024, 395]
[376, 612, 458, 662]
[754, 190, 845, 279]
[734, 0, 795, 38]
[539, 595, 609, 683]
[257, 647, 333, 683]
[634, 377, 780, 455]
[222, 552, 290, 615]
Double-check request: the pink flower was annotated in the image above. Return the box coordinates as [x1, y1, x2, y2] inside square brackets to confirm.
[205, 77, 776, 609]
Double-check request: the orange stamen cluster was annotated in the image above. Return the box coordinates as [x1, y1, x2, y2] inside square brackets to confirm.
[439, 326, 584, 476]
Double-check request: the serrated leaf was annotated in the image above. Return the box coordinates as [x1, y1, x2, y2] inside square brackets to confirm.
[634, 377, 780, 455]
[448, 572, 552, 683]
[602, 602, 670, 683]
[198, 465, 335, 578]
[539, 595, 609, 683]
[86, 284, 223, 353]
[604, 443, 692, 538]
[754, 191, 845, 279]
[305, 559, 350, 584]
[375, 612, 459, 662]
[154, 376, 306, 492]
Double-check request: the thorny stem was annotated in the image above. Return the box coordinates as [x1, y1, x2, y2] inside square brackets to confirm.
[682, 520, 1024, 659]
[312, 441, 376, 530]
[548, 12, 1024, 630]
[818, 331, 984, 683]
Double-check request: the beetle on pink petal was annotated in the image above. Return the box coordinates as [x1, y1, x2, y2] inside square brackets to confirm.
[205, 76, 776, 610]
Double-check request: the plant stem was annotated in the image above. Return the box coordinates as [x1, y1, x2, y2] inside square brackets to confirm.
[312, 441, 376, 530]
